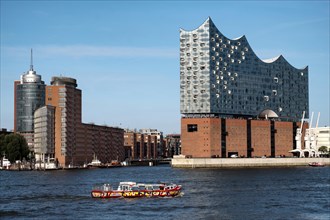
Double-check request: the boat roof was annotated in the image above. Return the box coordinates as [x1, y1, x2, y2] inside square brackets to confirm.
[119, 182, 136, 185]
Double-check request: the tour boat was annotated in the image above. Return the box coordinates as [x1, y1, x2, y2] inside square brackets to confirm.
[91, 182, 182, 198]
[308, 162, 325, 167]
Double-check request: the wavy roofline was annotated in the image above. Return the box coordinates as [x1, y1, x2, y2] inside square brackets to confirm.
[180, 17, 211, 33]
[180, 17, 308, 70]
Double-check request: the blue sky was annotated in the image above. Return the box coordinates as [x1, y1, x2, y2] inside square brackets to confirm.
[1, 1, 329, 134]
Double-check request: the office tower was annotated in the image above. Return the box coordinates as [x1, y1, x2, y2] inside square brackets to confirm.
[45, 76, 81, 166]
[45, 76, 124, 167]
[14, 50, 45, 149]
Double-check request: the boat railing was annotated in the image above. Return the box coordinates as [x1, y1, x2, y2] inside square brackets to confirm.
[93, 184, 112, 191]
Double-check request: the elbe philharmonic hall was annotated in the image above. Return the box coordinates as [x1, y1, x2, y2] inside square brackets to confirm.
[180, 18, 309, 158]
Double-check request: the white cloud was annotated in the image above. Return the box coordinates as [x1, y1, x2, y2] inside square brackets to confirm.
[2, 45, 178, 58]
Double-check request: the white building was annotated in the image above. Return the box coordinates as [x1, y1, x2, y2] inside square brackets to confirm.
[304, 126, 330, 157]
[34, 105, 55, 163]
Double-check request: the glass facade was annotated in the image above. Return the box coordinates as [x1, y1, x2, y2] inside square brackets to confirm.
[180, 18, 309, 121]
[16, 82, 45, 132]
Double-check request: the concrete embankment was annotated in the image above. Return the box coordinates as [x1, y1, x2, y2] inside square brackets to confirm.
[171, 157, 330, 168]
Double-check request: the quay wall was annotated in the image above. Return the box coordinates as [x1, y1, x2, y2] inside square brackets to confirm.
[171, 157, 330, 168]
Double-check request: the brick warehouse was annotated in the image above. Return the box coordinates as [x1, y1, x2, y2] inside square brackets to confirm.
[124, 129, 160, 160]
[180, 18, 309, 158]
[181, 117, 308, 158]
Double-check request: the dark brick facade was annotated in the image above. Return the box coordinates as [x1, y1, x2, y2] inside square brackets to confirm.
[124, 131, 158, 160]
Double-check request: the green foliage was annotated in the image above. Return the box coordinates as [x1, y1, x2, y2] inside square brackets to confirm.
[0, 134, 6, 157]
[318, 146, 329, 153]
[318, 146, 329, 157]
[0, 133, 30, 163]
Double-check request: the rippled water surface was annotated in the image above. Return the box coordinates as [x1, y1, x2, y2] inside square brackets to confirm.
[1, 165, 329, 219]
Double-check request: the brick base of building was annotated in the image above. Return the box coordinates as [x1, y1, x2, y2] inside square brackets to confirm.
[181, 117, 308, 158]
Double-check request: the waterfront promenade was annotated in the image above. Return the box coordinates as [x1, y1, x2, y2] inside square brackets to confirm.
[171, 157, 330, 168]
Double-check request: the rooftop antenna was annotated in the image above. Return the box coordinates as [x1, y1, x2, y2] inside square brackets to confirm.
[30, 48, 34, 71]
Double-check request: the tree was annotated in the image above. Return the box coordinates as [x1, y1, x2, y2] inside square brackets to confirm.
[0, 134, 7, 157]
[1, 133, 30, 163]
[318, 146, 329, 157]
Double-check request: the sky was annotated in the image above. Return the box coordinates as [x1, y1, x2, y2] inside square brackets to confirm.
[1, 0, 329, 135]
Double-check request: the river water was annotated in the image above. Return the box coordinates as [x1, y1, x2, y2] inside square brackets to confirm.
[1, 165, 329, 220]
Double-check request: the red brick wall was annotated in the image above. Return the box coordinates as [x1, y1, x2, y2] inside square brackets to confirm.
[209, 118, 221, 157]
[250, 120, 271, 157]
[226, 119, 247, 157]
[124, 132, 157, 159]
[80, 124, 124, 164]
[181, 118, 218, 157]
[181, 117, 303, 158]
[46, 86, 65, 165]
[275, 121, 293, 156]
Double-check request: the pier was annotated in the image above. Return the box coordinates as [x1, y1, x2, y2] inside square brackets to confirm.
[171, 157, 330, 168]
[126, 158, 171, 166]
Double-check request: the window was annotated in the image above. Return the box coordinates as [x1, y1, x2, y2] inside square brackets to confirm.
[187, 124, 198, 132]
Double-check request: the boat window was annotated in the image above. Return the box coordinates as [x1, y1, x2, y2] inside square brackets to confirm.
[121, 185, 129, 191]
[131, 186, 139, 191]
[152, 185, 160, 190]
